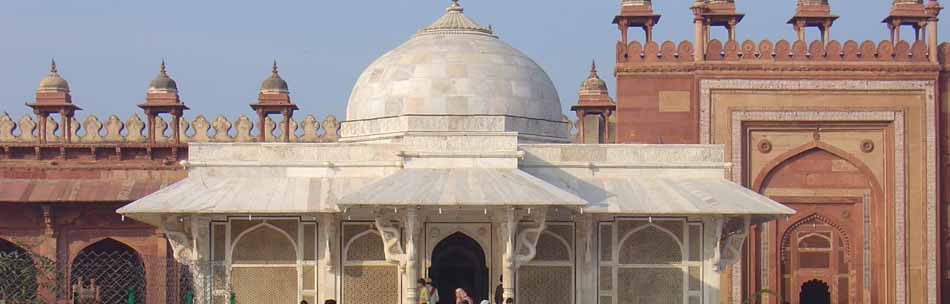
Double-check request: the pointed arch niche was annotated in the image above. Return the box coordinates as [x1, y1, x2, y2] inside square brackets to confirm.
[341, 222, 398, 304]
[210, 217, 319, 304]
[756, 144, 881, 304]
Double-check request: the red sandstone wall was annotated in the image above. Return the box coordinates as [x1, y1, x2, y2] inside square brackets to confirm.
[615, 75, 696, 144]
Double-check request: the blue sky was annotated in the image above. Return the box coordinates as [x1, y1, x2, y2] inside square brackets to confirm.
[1, 0, 946, 120]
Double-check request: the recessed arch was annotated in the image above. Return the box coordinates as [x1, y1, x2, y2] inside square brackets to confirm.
[344, 229, 385, 262]
[799, 279, 831, 304]
[780, 213, 852, 263]
[229, 222, 298, 263]
[617, 223, 684, 264]
[429, 232, 489, 303]
[70, 238, 146, 304]
[533, 230, 573, 262]
[752, 142, 882, 200]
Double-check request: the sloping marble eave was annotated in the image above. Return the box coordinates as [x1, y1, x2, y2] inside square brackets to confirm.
[117, 176, 371, 225]
[337, 168, 588, 207]
[567, 176, 795, 222]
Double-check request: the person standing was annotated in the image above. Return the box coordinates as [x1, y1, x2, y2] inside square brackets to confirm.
[455, 288, 473, 304]
[493, 276, 503, 304]
[418, 278, 439, 304]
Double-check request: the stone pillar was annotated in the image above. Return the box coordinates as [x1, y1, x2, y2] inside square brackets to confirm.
[692, 8, 706, 61]
[619, 19, 629, 47]
[318, 214, 339, 303]
[794, 21, 805, 41]
[822, 21, 832, 43]
[190, 216, 212, 303]
[501, 208, 517, 301]
[575, 110, 586, 143]
[644, 23, 653, 43]
[928, 16, 940, 63]
[728, 20, 737, 41]
[403, 208, 420, 304]
[703, 217, 725, 304]
[575, 215, 596, 304]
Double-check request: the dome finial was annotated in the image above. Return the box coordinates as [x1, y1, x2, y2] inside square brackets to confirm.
[160, 59, 167, 74]
[590, 60, 598, 76]
[272, 60, 279, 75]
[50, 58, 58, 74]
[447, 0, 463, 12]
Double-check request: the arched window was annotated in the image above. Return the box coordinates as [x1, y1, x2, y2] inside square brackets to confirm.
[598, 218, 703, 304]
[519, 223, 574, 304]
[0, 238, 38, 302]
[70, 238, 146, 304]
[229, 221, 301, 304]
[210, 218, 319, 304]
[341, 223, 398, 304]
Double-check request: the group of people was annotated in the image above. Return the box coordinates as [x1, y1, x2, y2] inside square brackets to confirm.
[417, 278, 513, 304]
[297, 281, 513, 304]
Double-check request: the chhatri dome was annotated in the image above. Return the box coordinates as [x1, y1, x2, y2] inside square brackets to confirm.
[260, 61, 290, 94]
[148, 61, 178, 93]
[342, 0, 566, 142]
[37, 60, 70, 93]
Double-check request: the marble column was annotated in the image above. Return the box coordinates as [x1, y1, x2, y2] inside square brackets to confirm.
[404, 208, 421, 304]
[501, 208, 517, 302]
[317, 214, 339, 303]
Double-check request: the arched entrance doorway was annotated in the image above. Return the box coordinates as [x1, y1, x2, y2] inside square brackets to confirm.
[429, 232, 488, 303]
[800, 279, 831, 304]
[70, 238, 146, 304]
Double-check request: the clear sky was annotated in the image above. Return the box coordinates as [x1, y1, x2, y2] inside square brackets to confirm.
[1, 0, 946, 121]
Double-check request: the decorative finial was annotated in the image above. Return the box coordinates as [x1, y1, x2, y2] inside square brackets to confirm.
[272, 60, 279, 75]
[447, 0, 463, 12]
[50, 59, 58, 74]
[589, 60, 600, 78]
[160, 59, 167, 74]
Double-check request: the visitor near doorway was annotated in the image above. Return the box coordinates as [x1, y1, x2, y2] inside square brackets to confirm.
[493, 276, 503, 304]
[419, 278, 439, 304]
[455, 288, 474, 304]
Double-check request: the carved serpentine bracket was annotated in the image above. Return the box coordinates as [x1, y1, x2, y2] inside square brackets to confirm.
[716, 215, 751, 271]
[576, 215, 594, 264]
[161, 215, 195, 262]
[161, 215, 211, 302]
[374, 213, 407, 266]
[319, 214, 339, 270]
[513, 208, 547, 267]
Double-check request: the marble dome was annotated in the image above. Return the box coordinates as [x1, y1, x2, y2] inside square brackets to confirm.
[342, 0, 567, 142]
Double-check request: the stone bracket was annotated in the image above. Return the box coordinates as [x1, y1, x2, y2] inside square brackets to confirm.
[513, 208, 547, 267]
[161, 215, 194, 262]
[716, 215, 751, 271]
[374, 213, 406, 265]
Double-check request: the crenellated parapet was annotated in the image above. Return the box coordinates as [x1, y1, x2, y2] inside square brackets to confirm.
[0, 112, 341, 144]
[617, 39, 938, 72]
[611, 0, 943, 68]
